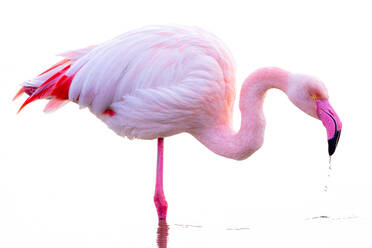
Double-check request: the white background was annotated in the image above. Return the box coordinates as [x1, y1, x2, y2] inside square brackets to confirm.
[1, 0, 371, 247]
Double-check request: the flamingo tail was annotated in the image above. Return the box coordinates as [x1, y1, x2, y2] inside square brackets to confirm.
[14, 59, 74, 113]
[13, 46, 96, 113]
[14, 45, 95, 113]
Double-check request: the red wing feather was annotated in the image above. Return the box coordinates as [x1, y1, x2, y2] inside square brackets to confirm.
[12, 87, 25, 101]
[17, 64, 73, 113]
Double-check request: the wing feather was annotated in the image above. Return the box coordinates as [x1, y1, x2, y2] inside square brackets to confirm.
[66, 26, 236, 138]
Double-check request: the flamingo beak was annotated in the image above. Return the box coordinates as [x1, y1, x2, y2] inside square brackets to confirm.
[316, 99, 342, 156]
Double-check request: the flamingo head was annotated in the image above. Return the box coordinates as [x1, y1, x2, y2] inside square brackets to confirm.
[287, 74, 342, 156]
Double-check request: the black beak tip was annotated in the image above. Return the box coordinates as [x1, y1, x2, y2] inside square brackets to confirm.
[328, 129, 341, 156]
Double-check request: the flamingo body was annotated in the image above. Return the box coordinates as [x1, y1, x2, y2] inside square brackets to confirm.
[19, 26, 236, 140]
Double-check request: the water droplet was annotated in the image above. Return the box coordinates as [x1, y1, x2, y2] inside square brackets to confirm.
[323, 156, 332, 192]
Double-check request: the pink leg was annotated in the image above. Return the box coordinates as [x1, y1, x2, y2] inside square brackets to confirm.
[154, 138, 168, 220]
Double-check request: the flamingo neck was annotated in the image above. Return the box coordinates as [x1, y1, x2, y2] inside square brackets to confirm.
[195, 67, 290, 160]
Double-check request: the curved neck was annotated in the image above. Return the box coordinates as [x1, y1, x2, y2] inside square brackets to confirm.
[194, 67, 290, 160]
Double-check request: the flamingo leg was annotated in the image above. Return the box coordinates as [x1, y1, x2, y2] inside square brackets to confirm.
[154, 138, 168, 220]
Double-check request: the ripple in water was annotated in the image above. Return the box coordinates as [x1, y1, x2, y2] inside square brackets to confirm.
[174, 224, 202, 228]
[306, 215, 358, 221]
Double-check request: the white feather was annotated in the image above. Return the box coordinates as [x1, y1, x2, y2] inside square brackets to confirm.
[66, 26, 236, 139]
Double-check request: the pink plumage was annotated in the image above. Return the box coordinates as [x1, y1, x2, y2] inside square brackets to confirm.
[14, 25, 342, 220]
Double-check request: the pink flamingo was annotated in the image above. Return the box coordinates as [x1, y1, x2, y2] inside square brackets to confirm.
[14, 26, 342, 220]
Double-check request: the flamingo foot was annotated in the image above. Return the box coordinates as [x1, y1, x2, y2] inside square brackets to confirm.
[154, 193, 168, 220]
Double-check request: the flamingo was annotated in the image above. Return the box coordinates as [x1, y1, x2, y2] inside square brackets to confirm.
[14, 26, 342, 220]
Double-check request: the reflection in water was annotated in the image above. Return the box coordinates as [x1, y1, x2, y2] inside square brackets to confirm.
[155, 220, 254, 247]
[157, 220, 169, 248]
